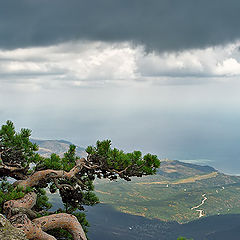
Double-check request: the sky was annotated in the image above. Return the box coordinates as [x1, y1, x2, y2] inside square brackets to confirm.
[1, 0, 240, 174]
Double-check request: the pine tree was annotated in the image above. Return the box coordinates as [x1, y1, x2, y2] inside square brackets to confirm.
[0, 120, 160, 240]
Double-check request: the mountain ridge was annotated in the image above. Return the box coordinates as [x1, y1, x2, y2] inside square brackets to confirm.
[30, 138, 86, 158]
[32, 139, 240, 224]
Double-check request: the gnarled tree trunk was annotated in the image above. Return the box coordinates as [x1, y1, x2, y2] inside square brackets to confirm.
[2, 159, 88, 240]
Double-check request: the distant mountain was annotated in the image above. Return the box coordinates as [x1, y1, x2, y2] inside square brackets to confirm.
[158, 159, 216, 179]
[34, 141, 240, 225]
[95, 159, 240, 223]
[31, 139, 86, 158]
[42, 145, 240, 238]
[155, 159, 217, 181]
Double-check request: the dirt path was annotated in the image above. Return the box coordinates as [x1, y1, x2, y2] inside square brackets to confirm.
[191, 194, 207, 217]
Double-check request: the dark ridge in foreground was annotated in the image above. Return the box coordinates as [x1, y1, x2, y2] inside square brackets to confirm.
[86, 204, 240, 240]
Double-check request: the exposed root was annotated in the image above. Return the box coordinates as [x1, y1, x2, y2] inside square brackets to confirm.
[10, 214, 57, 240]
[33, 213, 87, 240]
[10, 213, 87, 240]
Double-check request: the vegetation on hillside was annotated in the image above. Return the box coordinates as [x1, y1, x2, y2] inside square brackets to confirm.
[94, 160, 240, 223]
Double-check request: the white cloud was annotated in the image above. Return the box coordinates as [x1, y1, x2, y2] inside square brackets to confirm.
[136, 41, 240, 79]
[215, 58, 240, 76]
[1, 40, 240, 90]
[0, 41, 138, 89]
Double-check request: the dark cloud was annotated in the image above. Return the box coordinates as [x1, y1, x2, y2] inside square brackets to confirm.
[0, 0, 240, 52]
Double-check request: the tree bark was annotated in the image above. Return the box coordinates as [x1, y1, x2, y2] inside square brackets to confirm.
[3, 192, 37, 218]
[16, 158, 85, 189]
[10, 214, 57, 240]
[3, 159, 89, 240]
[0, 163, 27, 180]
[10, 213, 87, 240]
[33, 213, 87, 240]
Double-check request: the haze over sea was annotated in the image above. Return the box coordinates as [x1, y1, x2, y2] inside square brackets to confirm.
[1, 79, 240, 176]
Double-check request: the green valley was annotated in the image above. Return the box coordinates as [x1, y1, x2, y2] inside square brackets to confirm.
[94, 160, 240, 223]
[34, 139, 240, 224]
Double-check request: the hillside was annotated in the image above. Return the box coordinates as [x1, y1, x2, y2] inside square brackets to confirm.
[95, 159, 240, 223]
[33, 140, 240, 224]
[85, 204, 240, 240]
[31, 139, 86, 158]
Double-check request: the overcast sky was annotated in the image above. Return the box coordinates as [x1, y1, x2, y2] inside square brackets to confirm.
[1, 0, 240, 173]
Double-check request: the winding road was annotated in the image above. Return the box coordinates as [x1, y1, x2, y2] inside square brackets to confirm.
[191, 194, 207, 218]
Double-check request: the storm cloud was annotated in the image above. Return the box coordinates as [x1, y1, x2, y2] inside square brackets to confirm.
[1, 0, 240, 51]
